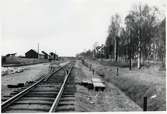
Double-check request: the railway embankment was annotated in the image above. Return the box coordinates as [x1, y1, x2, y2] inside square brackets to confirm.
[82, 59, 166, 111]
[74, 60, 142, 111]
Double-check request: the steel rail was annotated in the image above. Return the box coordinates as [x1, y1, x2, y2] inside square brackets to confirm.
[1, 62, 70, 112]
[49, 63, 74, 112]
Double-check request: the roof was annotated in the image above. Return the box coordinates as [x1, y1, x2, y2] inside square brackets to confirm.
[25, 49, 44, 56]
[26, 49, 37, 54]
[6, 53, 17, 56]
[26, 49, 45, 54]
[50, 52, 58, 56]
[41, 51, 48, 55]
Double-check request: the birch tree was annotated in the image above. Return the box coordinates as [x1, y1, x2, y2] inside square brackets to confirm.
[107, 14, 121, 61]
[125, 4, 159, 69]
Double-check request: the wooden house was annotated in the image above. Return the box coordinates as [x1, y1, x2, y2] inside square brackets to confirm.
[25, 49, 45, 59]
[25, 49, 38, 58]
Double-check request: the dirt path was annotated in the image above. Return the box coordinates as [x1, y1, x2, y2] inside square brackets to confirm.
[74, 60, 142, 111]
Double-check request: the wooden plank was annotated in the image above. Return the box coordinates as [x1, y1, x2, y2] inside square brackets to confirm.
[82, 79, 92, 83]
[91, 77, 106, 90]
[92, 78, 103, 83]
[93, 82, 105, 88]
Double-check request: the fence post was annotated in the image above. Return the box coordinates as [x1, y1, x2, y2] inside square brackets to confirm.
[92, 69, 94, 75]
[143, 96, 147, 111]
[116, 67, 119, 76]
[89, 64, 92, 71]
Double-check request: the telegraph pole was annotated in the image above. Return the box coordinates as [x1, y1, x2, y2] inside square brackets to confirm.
[55, 50, 57, 60]
[37, 43, 39, 59]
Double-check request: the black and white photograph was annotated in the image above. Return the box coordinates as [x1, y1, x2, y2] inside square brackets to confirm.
[1, 0, 166, 113]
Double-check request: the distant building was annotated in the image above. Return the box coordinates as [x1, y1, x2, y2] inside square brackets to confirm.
[38, 53, 45, 59]
[2, 56, 6, 65]
[25, 49, 38, 58]
[6, 53, 17, 57]
[25, 49, 46, 59]
[2, 53, 18, 65]
[49, 52, 58, 61]
[41, 51, 49, 59]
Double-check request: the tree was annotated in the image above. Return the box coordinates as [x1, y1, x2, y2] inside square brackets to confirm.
[125, 3, 160, 69]
[93, 42, 99, 58]
[105, 34, 114, 58]
[158, 18, 166, 61]
[94, 44, 105, 58]
[77, 49, 93, 58]
[106, 14, 121, 61]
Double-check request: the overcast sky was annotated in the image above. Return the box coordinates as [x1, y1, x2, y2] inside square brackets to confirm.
[1, 0, 166, 56]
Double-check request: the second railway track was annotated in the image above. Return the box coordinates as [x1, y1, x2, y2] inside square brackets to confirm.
[2, 61, 75, 113]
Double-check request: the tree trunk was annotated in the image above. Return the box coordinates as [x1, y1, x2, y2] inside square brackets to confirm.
[93, 49, 96, 59]
[129, 48, 132, 70]
[129, 33, 132, 70]
[138, 4, 142, 69]
[114, 37, 118, 62]
[137, 40, 141, 69]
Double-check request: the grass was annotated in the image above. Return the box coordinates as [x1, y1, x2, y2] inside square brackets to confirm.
[91, 59, 166, 111]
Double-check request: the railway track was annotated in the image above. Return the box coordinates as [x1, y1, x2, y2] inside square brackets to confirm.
[1, 61, 75, 113]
